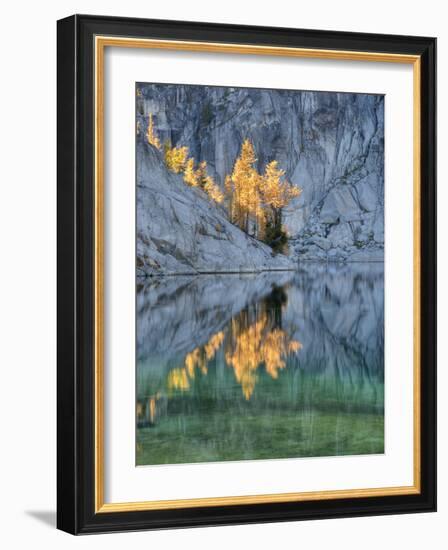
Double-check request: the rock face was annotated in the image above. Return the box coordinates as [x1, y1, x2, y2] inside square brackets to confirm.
[137, 84, 384, 262]
[137, 142, 294, 275]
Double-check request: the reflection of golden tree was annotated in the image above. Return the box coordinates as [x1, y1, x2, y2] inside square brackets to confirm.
[136, 401, 143, 418]
[167, 368, 190, 391]
[225, 315, 267, 399]
[263, 330, 302, 379]
[136, 392, 161, 423]
[225, 310, 302, 399]
[149, 396, 157, 422]
[185, 348, 207, 377]
[165, 301, 302, 399]
[205, 332, 226, 359]
[167, 331, 225, 391]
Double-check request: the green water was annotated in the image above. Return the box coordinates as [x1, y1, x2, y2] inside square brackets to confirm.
[136, 263, 384, 465]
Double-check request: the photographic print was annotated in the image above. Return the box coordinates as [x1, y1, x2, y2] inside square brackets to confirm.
[136, 83, 385, 466]
[57, 17, 436, 532]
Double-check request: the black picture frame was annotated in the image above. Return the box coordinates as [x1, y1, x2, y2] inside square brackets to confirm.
[57, 14, 436, 535]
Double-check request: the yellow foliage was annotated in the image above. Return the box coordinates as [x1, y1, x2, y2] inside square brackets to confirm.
[149, 396, 157, 422]
[183, 158, 200, 187]
[146, 114, 161, 150]
[159, 135, 301, 246]
[224, 174, 233, 195]
[204, 331, 225, 359]
[260, 160, 301, 210]
[203, 175, 224, 204]
[167, 368, 190, 391]
[197, 161, 208, 182]
[225, 316, 267, 400]
[181, 157, 224, 203]
[224, 312, 302, 399]
[223, 140, 301, 240]
[137, 394, 161, 423]
[182, 158, 206, 188]
[167, 331, 225, 392]
[185, 348, 207, 376]
[165, 309, 301, 400]
[164, 143, 189, 173]
[288, 340, 302, 353]
[226, 139, 261, 231]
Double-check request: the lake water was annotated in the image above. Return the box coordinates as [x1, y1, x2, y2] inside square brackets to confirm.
[136, 263, 384, 466]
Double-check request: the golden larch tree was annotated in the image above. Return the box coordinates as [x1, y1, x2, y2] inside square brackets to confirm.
[164, 141, 189, 173]
[183, 158, 200, 187]
[226, 139, 262, 233]
[182, 157, 224, 203]
[261, 161, 301, 227]
[203, 174, 224, 204]
[146, 114, 161, 150]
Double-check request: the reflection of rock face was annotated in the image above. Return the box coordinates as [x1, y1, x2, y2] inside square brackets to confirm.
[137, 142, 294, 275]
[137, 84, 384, 262]
[137, 271, 295, 361]
[137, 264, 384, 382]
[283, 263, 384, 379]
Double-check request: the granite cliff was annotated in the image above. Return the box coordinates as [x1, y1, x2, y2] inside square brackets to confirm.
[137, 84, 384, 270]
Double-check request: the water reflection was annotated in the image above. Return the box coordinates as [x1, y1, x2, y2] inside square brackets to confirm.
[136, 263, 384, 465]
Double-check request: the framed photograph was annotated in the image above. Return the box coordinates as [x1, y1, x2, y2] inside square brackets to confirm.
[57, 14, 436, 534]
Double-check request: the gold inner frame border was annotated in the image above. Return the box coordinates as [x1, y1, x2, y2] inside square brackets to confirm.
[94, 35, 421, 513]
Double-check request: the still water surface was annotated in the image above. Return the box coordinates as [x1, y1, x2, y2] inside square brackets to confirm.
[136, 263, 384, 465]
